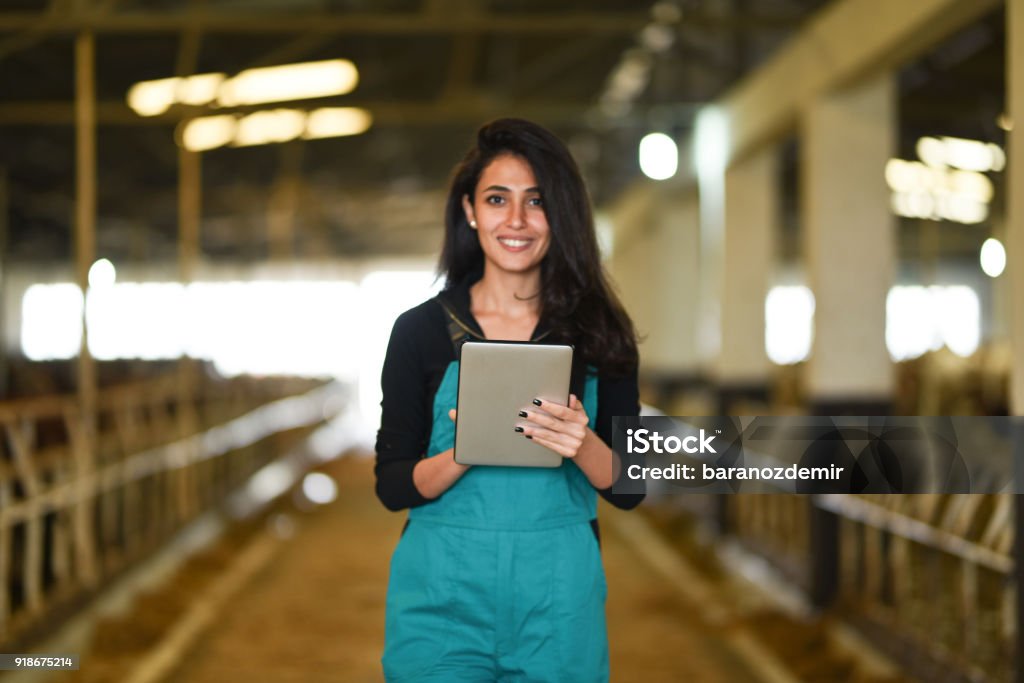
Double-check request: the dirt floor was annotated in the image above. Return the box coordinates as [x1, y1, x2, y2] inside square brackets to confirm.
[58, 456, 914, 683]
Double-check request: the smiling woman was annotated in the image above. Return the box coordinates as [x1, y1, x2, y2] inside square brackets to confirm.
[374, 118, 644, 683]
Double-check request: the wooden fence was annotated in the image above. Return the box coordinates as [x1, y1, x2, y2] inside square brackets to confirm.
[0, 372, 326, 648]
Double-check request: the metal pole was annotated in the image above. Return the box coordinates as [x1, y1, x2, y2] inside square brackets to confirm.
[73, 28, 98, 586]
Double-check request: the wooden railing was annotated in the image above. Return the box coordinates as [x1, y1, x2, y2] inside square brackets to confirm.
[0, 372, 326, 648]
[723, 493, 1015, 681]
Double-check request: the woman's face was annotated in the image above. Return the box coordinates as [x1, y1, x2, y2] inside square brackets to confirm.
[462, 153, 551, 277]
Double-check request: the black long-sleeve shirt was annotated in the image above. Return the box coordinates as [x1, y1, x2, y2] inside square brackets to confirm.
[373, 275, 645, 513]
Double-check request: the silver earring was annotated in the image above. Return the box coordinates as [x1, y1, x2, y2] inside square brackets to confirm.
[469, 220, 477, 228]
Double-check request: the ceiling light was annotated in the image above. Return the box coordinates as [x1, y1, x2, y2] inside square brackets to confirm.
[178, 73, 226, 106]
[233, 109, 306, 147]
[180, 115, 237, 152]
[127, 77, 180, 117]
[980, 238, 1006, 278]
[304, 107, 373, 139]
[216, 59, 359, 108]
[639, 132, 678, 180]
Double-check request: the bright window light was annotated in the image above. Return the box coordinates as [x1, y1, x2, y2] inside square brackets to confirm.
[21, 284, 83, 360]
[765, 286, 814, 365]
[87, 283, 186, 360]
[886, 285, 980, 360]
[980, 237, 1006, 278]
[639, 132, 678, 180]
[356, 271, 442, 425]
[936, 286, 980, 357]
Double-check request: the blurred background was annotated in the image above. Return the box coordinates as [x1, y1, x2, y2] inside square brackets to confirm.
[0, 0, 1021, 681]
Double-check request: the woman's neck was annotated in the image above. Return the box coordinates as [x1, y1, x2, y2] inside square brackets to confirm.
[468, 266, 540, 342]
[470, 266, 541, 320]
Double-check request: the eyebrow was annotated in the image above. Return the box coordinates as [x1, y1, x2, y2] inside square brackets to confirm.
[482, 184, 541, 193]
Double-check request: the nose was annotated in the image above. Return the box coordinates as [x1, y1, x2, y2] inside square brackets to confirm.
[506, 201, 525, 229]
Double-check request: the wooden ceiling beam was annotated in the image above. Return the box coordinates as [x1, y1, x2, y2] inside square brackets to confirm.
[0, 99, 703, 126]
[0, 9, 805, 34]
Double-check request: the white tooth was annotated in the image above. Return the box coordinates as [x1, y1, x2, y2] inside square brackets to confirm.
[500, 238, 529, 247]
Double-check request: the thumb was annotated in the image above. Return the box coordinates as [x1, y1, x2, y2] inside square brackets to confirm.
[448, 408, 457, 422]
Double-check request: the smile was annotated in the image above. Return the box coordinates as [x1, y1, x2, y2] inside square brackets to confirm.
[498, 237, 532, 249]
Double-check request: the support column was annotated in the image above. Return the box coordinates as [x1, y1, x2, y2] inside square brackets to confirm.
[608, 184, 704, 410]
[1006, 4, 1024, 679]
[801, 73, 896, 415]
[73, 29, 98, 586]
[178, 146, 202, 521]
[0, 169, 7, 399]
[717, 147, 777, 412]
[644, 189, 704, 409]
[1009, 0, 1024, 416]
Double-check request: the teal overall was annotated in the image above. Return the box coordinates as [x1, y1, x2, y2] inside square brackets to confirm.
[382, 360, 606, 683]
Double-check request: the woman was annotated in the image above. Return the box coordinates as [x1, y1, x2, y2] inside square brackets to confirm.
[374, 118, 644, 683]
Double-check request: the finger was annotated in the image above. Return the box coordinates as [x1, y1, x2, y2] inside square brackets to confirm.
[525, 400, 587, 426]
[519, 412, 586, 440]
[526, 431, 577, 459]
[448, 408, 457, 422]
[521, 424, 582, 451]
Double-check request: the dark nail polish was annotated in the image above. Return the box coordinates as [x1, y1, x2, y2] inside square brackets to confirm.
[518, 410, 528, 418]
[514, 426, 524, 433]
[532, 398, 542, 406]
[525, 435, 533, 440]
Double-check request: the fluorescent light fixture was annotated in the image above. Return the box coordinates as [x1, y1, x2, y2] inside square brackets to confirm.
[178, 73, 226, 106]
[234, 108, 306, 146]
[304, 107, 373, 139]
[179, 107, 373, 151]
[127, 60, 356, 116]
[639, 132, 678, 180]
[914, 135, 1005, 173]
[127, 73, 227, 116]
[127, 77, 180, 117]
[216, 59, 358, 107]
[181, 114, 237, 152]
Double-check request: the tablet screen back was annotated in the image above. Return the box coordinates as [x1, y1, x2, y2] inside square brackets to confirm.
[454, 341, 572, 467]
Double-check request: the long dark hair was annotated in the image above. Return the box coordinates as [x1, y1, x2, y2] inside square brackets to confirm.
[439, 118, 638, 377]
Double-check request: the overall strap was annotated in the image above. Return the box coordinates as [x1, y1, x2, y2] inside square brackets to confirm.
[435, 297, 481, 356]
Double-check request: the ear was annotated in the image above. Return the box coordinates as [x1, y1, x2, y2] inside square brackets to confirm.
[461, 194, 476, 228]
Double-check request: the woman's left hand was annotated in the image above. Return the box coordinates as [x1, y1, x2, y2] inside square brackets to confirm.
[517, 394, 590, 459]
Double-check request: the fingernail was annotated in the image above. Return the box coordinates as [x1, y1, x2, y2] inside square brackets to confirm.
[518, 410, 528, 418]
[514, 426, 524, 433]
[532, 398, 542, 406]
[525, 435, 533, 440]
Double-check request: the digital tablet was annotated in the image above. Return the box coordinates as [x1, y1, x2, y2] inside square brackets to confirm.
[454, 341, 573, 467]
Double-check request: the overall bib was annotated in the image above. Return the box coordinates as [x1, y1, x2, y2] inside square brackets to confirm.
[382, 361, 607, 683]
